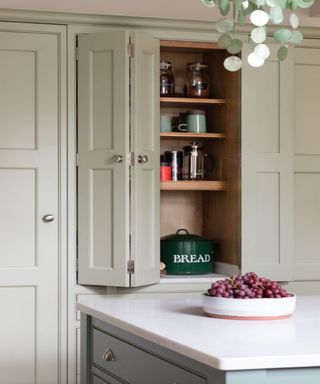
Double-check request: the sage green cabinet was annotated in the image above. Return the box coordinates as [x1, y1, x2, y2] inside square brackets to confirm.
[77, 30, 160, 287]
[81, 313, 320, 384]
[0, 21, 66, 384]
[241, 43, 295, 282]
[293, 41, 320, 281]
[77, 30, 297, 288]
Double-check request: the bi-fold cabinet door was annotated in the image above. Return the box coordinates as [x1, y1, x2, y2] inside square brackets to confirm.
[77, 30, 160, 287]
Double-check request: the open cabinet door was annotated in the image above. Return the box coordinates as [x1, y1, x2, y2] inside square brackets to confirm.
[130, 32, 160, 286]
[241, 43, 294, 281]
[77, 31, 130, 286]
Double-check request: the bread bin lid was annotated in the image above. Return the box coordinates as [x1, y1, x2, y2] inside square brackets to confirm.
[161, 228, 209, 242]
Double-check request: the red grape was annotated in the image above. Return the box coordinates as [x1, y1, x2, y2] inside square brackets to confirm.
[205, 272, 293, 299]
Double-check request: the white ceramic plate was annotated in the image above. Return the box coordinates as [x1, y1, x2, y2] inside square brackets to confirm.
[202, 293, 296, 320]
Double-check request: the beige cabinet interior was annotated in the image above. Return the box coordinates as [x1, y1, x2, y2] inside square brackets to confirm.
[160, 40, 241, 266]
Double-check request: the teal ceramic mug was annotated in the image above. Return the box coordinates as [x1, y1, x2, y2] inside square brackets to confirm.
[160, 115, 172, 132]
[187, 110, 206, 133]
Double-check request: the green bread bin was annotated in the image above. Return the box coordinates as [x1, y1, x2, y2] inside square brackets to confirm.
[161, 229, 214, 275]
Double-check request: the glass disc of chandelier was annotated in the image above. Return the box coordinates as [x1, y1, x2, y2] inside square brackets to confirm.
[224, 56, 243, 72]
[254, 44, 270, 60]
[248, 52, 265, 67]
[251, 27, 267, 44]
[290, 13, 299, 29]
[250, 10, 269, 27]
[269, 6, 284, 24]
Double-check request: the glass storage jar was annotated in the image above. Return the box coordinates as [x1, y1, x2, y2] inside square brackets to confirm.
[185, 62, 210, 98]
[160, 60, 175, 97]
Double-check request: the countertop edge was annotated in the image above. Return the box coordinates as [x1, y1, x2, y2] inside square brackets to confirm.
[77, 301, 320, 371]
[77, 302, 223, 369]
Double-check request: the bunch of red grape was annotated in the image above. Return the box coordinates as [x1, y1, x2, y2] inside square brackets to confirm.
[206, 272, 293, 299]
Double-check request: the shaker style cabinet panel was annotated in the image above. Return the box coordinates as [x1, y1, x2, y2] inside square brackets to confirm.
[77, 30, 160, 287]
[129, 32, 160, 286]
[0, 22, 66, 384]
[77, 31, 130, 287]
[294, 45, 320, 280]
[241, 44, 294, 281]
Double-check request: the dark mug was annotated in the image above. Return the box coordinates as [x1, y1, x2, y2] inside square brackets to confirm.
[172, 123, 188, 132]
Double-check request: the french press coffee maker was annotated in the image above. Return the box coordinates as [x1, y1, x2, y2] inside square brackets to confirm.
[183, 142, 214, 180]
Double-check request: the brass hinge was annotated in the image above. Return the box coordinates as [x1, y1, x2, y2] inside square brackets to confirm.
[127, 260, 135, 274]
[75, 47, 79, 61]
[127, 43, 134, 58]
[128, 152, 134, 166]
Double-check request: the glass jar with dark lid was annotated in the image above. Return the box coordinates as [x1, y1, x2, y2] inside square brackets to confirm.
[185, 62, 210, 98]
[160, 60, 175, 97]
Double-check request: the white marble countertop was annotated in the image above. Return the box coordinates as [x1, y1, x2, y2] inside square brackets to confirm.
[77, 295, 320, 371]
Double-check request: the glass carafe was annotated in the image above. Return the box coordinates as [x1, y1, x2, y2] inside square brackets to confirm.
[183, 142, 215, 180]
[183, 142, 204, 180]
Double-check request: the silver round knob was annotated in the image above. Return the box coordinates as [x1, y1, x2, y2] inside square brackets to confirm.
[138, 155, 148, 164]
[43, 214, 55, 223]
[113, 154, 124, 163]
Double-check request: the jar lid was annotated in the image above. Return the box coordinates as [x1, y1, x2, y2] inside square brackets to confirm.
[160, 162, 170, 166]
[160, 60, 172, 69]
[165, 150, 183, 155]
[186, 62, 208, 71]
[188, 110, 206, 115]
[183, 142, 203, 152]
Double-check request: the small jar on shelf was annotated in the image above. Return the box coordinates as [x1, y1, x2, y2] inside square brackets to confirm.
[164, 151, 183, 181]
[160, 60, 175, 97]
[185, 62, 210, 98]
[160, 162, 171, 181]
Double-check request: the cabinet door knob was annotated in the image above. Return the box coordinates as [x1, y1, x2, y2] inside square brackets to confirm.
[113, 155, 124, 163]
[102, 349, 115, 362]
[138, 155, 148, 164]
[42, 214, 55, 223]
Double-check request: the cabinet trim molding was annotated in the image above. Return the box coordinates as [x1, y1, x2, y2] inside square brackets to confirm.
[2, 9, 320, 38]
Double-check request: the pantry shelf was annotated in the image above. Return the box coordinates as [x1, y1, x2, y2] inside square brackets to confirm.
[160, 132, 226, 140]
[160, 180, 227, 191]
[160, 40, 219, 51]
[160, 97, 227, 106]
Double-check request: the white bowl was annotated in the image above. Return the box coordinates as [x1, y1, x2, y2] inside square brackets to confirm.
[202, 294, 296, 320]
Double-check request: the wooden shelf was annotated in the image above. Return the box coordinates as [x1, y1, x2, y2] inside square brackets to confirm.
[160, 132, 226, 140]
[160, 180, 226, 191]
[160, 97, 226, 106]
[160, 40, 219, 51]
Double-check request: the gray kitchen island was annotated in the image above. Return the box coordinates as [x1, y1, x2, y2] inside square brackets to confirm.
[78, 295, 320, 384]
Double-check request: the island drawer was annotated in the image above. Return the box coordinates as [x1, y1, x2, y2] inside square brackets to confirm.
[92, 374, 118, 384]
[92, 328, 206, 384]
[92, 366, 125, 384]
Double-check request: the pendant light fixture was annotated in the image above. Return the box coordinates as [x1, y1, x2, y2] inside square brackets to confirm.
[201, 0, 315, 71]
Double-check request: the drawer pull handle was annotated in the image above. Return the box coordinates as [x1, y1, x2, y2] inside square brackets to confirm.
[102, 349, 115, 362]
